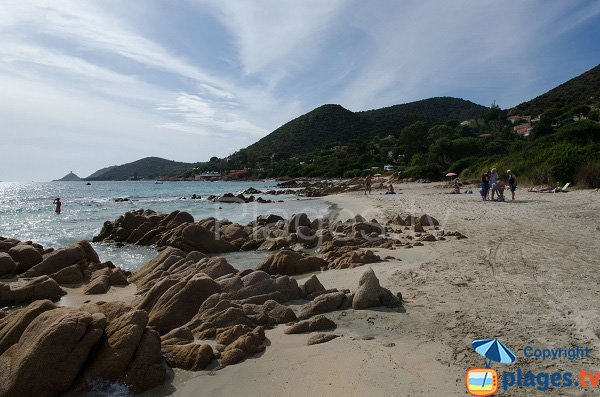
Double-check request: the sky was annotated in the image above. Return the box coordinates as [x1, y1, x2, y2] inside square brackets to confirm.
[0, 0, 599, 181]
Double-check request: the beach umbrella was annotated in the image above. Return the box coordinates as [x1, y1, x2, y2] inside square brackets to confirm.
[472, 338, 517, 367]
[445, 172, 457, 177]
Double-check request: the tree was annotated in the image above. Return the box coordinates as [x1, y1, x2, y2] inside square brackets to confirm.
[427, 124, 458, 143]
[398, 122, 429, 159]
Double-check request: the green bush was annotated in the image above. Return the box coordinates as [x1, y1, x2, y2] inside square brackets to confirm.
[575, 162, 600, 188]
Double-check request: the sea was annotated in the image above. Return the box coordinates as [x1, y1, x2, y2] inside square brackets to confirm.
[0, 181, 331, 272]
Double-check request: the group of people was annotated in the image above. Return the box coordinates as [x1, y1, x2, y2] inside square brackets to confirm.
[480, 168, 516, 201]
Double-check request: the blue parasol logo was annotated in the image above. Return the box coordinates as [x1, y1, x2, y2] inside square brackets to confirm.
[472, 338, 517, 368]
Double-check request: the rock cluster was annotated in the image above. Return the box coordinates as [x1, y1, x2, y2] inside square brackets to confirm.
[206, 192, 280, 204]
[1, 229, 405, 396]
[0, 238, 128, 305]
[0, 300, 164, 397]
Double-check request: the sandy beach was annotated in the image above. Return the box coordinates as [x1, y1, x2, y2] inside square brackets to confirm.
[3, 181, 599, 396]
[96, 182, 592, 397]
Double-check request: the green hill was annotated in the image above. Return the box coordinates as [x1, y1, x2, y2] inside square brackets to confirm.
[235, 97, 487, 162]
[85, 157, 195, 181]
[513, 64, 600, 116]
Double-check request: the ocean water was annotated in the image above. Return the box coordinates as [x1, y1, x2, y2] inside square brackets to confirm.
[0, 181, 330, 271]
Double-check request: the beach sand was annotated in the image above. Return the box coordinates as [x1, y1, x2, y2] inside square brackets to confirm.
[67, 182, 600, 396]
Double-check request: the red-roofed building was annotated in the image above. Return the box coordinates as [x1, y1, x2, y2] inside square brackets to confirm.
[513, 123, 533, 137]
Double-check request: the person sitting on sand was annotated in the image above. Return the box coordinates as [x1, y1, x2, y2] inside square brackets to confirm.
[53, 198, 61, 214]
[507, 170, 517, 201]
[385, 184, 396, 195]
[364, 175, 372, 195]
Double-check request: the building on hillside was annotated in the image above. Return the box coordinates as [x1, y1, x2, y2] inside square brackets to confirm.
[513, 123, 533, 137]
[508, 115, 531, 124]
[195, 171, 221, 180]
[383, 164, 395, 172]
[332, 145, 348, 151]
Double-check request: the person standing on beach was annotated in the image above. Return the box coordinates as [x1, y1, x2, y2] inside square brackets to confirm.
[53, 198, 61, 214]
[364, 175, 372, 195]
[480, 174, 489, 201]
[507, 170, 517, 201]
[489, 168, 499, 200]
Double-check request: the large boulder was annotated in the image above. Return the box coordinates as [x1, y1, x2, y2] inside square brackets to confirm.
[298, 291, 350, 319]
[285, 213, 311, 233]
[143, 275, 221, 335]
[79, 302, 149, 388]
[300, 274, 326, 299]
[0, 308, 106, 397]
[352, 268, 402, 309]
[0, 276, 65, 306]
[7, 244, 43, 273]
[222, 271, 301, 302]
[120, 328, 166, 394]
[49, 265, 84, 284]
[83, 268, 111, 295]
[328, 249, 382, 270]
[284, 315, 337, 334]
[0, 253, 17, 277]
[21, 241, 99, 278]
[256, 214, 284, 226]
[256, 250, 327, 276]
[162, 343, 214, 371]
[0, 300, 56, 355]
[158, 223, 238, 254]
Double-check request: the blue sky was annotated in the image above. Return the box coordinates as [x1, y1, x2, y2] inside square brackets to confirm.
[0, 0, 598, 181]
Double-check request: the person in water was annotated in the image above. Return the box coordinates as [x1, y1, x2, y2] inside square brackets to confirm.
[53, 198, 61, 214]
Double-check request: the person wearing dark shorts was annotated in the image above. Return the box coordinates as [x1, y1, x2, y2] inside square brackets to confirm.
[480, 173, 490, 201]
[507, 170, 517, 201]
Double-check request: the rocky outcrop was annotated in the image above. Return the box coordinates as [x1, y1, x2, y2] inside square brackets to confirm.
[352, 268, 402, 310]
[256, 250, 327, 276]
[0, 276, 65, 306]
